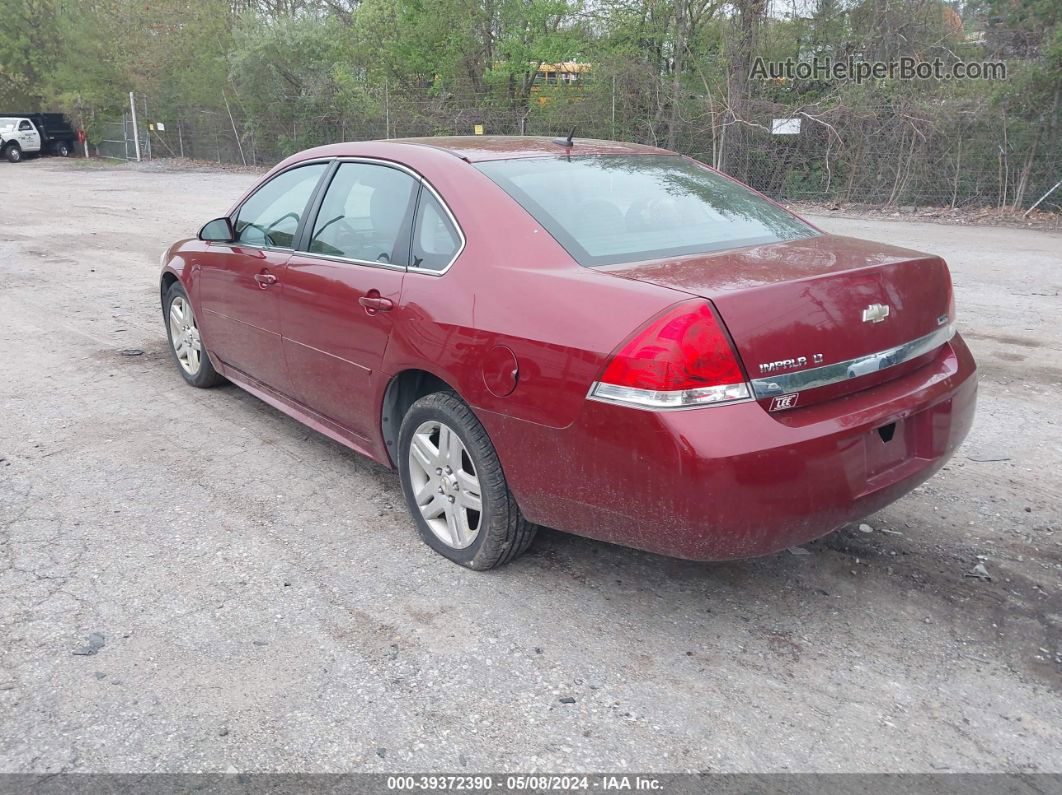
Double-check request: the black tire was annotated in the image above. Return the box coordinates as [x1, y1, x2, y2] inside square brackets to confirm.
[3, 144, 22, 163]
[398, 391, 536, 569]
[163, 281, 225, 388]
[55, 141, 71, 157]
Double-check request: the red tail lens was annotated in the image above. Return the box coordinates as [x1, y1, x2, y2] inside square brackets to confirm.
[592, 302, 750, 408]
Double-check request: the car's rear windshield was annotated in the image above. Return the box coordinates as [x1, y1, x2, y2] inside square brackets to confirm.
[475, 154, 818, 266]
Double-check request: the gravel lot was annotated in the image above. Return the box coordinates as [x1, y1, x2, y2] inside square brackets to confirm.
[1, 157, 1060, 774]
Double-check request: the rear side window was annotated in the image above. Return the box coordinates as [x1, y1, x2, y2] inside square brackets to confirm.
[475, 155, 818, 266]
[235, 163, 327, 248]
[307, 162, 418, 265]
[411, 191, 462, 271]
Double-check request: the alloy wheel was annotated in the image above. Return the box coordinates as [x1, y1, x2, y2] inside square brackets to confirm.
[407, 420, 483, 549]
[168, 295, 202, 375]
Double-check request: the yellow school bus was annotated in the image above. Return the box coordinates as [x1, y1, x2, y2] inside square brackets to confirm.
[531, 63, 591, 105]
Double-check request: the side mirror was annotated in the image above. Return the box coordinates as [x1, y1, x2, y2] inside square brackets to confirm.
[199, 217, 235, 242]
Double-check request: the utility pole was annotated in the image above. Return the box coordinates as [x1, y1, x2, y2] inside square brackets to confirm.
[142, 95, 152, 159]
[128, 92, 142, 162]
[611, 75, 617, 139]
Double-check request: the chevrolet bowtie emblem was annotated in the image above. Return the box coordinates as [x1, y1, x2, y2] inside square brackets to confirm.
[862, 303, 890, 323]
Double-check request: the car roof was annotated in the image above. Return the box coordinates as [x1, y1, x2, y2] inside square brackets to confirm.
[390, 135, 674, 162]
[263, 136, 679, 194]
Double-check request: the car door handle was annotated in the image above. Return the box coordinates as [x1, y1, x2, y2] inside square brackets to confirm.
[254, 272, 277, 288]
[358, 292, 394, 315]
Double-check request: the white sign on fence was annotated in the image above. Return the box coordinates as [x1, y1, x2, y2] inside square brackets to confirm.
[771, 118, 801, 135]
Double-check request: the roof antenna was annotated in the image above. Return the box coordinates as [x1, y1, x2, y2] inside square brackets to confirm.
[552, 127, 575, 148]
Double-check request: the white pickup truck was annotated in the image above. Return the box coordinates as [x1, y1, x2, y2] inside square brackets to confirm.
[0, 113, 77, 163]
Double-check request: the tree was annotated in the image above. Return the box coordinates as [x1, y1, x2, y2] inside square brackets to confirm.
[0, 0, 60, 107]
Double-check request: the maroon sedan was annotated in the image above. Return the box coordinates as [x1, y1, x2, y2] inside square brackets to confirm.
[160, 136, 977, 569]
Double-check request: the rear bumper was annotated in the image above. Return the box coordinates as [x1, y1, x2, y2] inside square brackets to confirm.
[480, 332, 977, 560]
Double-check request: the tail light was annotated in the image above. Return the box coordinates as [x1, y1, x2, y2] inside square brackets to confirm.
[941, 265, 956, 339]
[588, 301, 751, 409]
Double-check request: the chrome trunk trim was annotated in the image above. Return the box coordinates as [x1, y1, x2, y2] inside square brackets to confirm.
[749, 324, 956, 399]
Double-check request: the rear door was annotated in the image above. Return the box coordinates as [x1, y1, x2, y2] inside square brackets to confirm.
[280, 160, 420, 439]
[197, 161, 328, 394]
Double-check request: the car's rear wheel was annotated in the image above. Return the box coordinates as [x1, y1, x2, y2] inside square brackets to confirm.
[164, 282, 224, 388]
[55, 141, 71, 157]
[398, 391, 536, 569]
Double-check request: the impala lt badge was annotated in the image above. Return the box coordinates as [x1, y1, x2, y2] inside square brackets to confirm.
[758, 352, 824, 374]
[862, 303, 891, 323]
[759, 356, 806, 374]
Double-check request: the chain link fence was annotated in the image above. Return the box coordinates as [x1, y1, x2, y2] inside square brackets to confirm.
[93, 116, 148, 161]
[702, 100, 1060, 212]
[88, 88, 1061, 214]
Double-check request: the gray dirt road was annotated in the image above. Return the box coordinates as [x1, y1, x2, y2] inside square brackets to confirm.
[1, 158, 1060, 774]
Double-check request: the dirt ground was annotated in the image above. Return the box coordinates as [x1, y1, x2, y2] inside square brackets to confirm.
[1, 157, 1060, 774]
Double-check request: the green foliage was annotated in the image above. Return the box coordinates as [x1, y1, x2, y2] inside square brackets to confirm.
[0, 0, 1055, 209]
[488, 0, 586, 95]
[0, 0, 60, 107]
[6, 0, 1056, 123]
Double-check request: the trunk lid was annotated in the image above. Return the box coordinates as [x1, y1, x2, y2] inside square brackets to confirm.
[599, 234, 954, 407]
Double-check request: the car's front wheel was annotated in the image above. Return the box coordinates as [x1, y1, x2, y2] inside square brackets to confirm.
[163, 282, 225, 388]
[3, 144, 22, 163]
[398, 391, 536, 569]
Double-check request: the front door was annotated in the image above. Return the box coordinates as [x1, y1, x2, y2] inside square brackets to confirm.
[17, 120, 40, 152]
[281, 161, 420, 439]
[196, 162, 328, 395]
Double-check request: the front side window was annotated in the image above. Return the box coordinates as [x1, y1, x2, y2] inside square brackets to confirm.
[18, 120, 32, 131]
[307, 162, 418, 265]
[475, 155, 818, 267]
[234, 163, 327, 248]
[411, 191, 461, 271]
